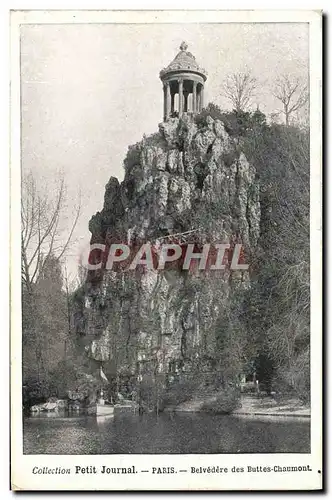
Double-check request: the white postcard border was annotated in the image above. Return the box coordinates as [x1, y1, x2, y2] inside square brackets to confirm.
[10, 9, 322, 491]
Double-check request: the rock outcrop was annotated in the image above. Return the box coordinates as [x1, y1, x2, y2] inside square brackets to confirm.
[76, 114, 260, 381]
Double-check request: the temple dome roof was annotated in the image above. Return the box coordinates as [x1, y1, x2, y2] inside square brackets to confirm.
[160, 42, 207, 81]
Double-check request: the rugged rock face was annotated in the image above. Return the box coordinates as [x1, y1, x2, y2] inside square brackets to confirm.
[77, 114, 260, 381]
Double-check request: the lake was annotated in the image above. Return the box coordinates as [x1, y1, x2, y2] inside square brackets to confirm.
[23, 412, 310, 454]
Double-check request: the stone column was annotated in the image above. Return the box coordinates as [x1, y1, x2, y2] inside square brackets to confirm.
[163, 84, 167, 121]
[196, 90, 200, 113]
[166, 82, 171, 119]
[171, 92, 175, 114]
[192, 81, 197, 113]
[184, 92, 189, 112]
[178, 79, 184, 117]
[200, 85, 204, 111]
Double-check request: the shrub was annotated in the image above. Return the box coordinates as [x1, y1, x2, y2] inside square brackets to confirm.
[194, 103, 236, 133]
[138, 374, 197, 411]
[162, 379, 196, 407]
[271, 350, 310, 404]
[138, 374, 165, 411]
[201, 388, 241, 414]
[194, 103, 267, 137]
[240, 382, 257, 394]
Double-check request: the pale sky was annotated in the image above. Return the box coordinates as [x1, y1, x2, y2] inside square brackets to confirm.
[21, 22, 309, 276]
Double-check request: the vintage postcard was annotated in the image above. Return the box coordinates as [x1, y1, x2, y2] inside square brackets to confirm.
[10, 9, 322, 491]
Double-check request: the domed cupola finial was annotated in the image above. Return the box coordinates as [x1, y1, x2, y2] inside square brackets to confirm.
[180, 41, 188, 51]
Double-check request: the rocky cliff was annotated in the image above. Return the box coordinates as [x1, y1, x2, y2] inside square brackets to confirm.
[76, 114, 260, 383]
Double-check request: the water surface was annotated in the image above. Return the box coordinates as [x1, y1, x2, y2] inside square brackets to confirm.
[23, 412, 310, 454]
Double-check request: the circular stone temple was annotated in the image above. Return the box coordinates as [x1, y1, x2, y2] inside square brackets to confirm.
[159, 41, 207, 121]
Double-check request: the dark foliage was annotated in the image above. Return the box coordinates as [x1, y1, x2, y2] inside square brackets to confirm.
[194, 102, 267, 136]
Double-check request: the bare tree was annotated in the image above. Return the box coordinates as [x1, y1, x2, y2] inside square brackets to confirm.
[223, 71, 257, 112]
[21, 171, 81, 291]
[62, 264, 81, 359]
[272, 74, 308, 126]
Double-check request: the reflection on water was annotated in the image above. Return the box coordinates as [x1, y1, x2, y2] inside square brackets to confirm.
[23, 412, 310, 454]
[96, 415, 115, 426]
